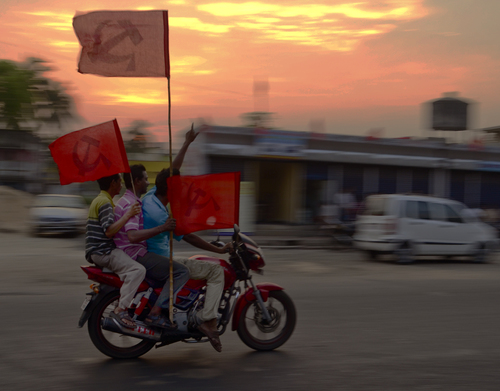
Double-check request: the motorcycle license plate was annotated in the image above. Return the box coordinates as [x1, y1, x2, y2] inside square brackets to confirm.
[81, 297, 91, 310]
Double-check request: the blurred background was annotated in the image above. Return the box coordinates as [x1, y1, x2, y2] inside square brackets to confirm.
[2, 61, 500, 238]
[2, 1, 500, 238]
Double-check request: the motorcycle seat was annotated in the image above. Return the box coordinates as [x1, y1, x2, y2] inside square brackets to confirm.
[144, 277, 164, 289]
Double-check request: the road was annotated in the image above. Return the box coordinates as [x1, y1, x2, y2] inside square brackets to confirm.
[1, 232, 500, 390]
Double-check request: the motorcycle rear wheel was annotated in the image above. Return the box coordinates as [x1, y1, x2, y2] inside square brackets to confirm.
[88, 290, 155, 359]
[237, 290, 296, 351]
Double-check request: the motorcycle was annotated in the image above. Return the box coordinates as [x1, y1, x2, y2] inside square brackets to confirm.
[78, 225, 296, 358]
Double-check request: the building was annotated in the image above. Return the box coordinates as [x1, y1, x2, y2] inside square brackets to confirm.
[0, 129, 45, 193]
[182, 125, 500, 225]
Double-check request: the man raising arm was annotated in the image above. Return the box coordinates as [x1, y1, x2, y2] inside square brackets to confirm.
[142, 168, 232, 352]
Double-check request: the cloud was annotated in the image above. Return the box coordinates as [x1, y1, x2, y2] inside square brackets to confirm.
[23, 10, 73, 19]
[170, 16, 232, 34]
[235, 20, 397, 50]
[48, 41, 79, 52]
[97, 90, 166, 105]
[23, 11, 74, 31]
[199, 1, 427, 20]
[171, 56, 215, 75]
[198, 1, 428, 51]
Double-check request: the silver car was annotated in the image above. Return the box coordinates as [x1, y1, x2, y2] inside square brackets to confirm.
[354, 194, 499, 263]
[30, 194, 87, 235]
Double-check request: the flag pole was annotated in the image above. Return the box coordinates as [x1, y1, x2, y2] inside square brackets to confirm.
[129, 173, 136, 198]
[168, 76, 174, 324]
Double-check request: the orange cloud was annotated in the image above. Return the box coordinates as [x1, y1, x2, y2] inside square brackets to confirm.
[199, 1, 427, 19]
[99, 91, 167, 105]
[170, 17, 232, 34]
[198, 1, 428, 51]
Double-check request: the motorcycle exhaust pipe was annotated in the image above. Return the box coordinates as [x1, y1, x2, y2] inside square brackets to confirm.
[101, 317, 162, 342]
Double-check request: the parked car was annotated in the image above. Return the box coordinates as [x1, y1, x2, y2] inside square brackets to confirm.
[29, 194, 87, 236]
[354, 194, 498, 263]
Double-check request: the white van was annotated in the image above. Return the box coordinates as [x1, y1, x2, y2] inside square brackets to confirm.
[354, 194, 498, 263]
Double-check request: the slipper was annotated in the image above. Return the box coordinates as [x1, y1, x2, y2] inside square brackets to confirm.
[109, 310, 135, 329]
[145, 314, 178, 331]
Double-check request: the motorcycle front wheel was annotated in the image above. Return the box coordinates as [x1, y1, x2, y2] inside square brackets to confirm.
[237, 290, 296, 351]
[87, 290, 155, 359]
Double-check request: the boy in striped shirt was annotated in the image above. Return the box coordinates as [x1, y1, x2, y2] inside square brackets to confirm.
[86, 174, 146, 329]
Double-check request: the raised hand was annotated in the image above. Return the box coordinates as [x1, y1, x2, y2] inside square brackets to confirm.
[185, 123, 199, 144]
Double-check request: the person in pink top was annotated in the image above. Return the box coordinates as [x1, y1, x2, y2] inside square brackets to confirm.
[114, 164, 189, 331]
[114, 125, 199, 331]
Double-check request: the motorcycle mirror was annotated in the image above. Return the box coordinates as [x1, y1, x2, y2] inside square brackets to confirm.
[232, 224, 240, 241]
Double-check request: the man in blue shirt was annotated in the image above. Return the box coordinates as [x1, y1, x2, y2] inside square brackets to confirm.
[142, 168, 232, 352]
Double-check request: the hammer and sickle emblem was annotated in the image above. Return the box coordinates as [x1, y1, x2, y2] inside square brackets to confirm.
[185, 183, 220, 217]
[88, 20, 144, 71]
[72, 135, 112, 176]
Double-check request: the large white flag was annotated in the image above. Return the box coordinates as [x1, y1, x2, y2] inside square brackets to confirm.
[73, 10, 170, 78]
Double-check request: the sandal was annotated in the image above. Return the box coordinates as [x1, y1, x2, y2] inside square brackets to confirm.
[109, 310, 135, 329]
[206, 335, 222, 353]
[144, 314, 178, 331]
[198, 320, 222, 352]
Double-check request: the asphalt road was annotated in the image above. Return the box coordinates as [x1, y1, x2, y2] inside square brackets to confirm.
[1, 232, 500, 391]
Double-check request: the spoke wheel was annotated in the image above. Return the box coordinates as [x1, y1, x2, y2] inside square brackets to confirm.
[87, 291, 155, 359]
[237, 290, 296, 351]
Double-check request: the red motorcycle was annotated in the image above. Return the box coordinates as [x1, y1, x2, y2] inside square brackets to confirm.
[78, 225, 296, 358]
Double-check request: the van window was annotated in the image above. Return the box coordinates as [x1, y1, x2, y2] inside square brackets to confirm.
[444, 204, 463, 223]
[429, 202, 446, 221]
[363, 197, 387, 216]
[418, 201, 430, 220]
[405, 201, 419, 219]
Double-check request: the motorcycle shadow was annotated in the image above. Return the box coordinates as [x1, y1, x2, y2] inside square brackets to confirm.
[81, 349, 294, 386]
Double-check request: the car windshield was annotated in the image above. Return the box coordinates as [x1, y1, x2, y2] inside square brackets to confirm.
[34, 196, 85, 209]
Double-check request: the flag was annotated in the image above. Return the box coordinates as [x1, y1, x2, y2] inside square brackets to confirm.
[49, 119, 130, 185]
[167, 172, 241, 235]
[73, 10, 170, 78]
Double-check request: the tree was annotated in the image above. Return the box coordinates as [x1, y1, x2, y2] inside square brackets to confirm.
[0, 57, 76, 132]
[0, 60, 35, 130]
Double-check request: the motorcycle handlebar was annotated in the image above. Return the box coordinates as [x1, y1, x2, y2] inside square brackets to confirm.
[209, 240, 225, 248]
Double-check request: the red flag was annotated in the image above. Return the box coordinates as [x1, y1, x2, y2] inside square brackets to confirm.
[49, 119, 130, 185]
[167, 172, 240, 235]
[73, 10, 170, 78]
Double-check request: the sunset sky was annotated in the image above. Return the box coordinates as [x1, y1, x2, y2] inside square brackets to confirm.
[1, 0, 499, 142]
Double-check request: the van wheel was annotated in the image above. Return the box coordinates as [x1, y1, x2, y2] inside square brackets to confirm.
[395, 242, 414, 264]
[367, 251, 378, 260]
[473, 243, 488, 264]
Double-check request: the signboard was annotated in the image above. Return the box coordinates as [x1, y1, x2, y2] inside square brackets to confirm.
[432, 97, 468, 131]
[254, 129, 306, 158]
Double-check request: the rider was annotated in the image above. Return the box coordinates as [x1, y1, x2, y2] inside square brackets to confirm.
[114, 164, 189, 331]
[142, 167, 232, 352]
[85, 174, 146, 329]
[112, 127, 197, 332]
